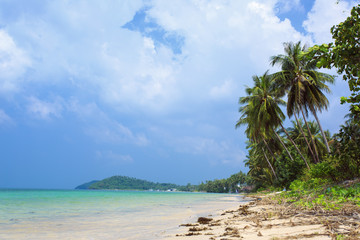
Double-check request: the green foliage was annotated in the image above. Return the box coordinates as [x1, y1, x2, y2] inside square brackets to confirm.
[305, 161, 337, 181]
[289, 178, 329, 191]
[237, 6, 360, 189]
[305, 4, 360, 115]
[331, 117, 360, 180]
[276, 179, 360, 211]
[88, 176, 180, 191]
[273, 147, 306, 189]
[198, 171, 248, 193]
[177, 183, 198, 192]
[75, 180, 99, 189]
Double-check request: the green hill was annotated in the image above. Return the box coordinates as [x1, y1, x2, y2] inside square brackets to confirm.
[79, 176, 180, 190]
[75, 180, 99, 189]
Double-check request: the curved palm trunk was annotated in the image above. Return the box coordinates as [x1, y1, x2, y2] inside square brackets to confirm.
[294, 112, 317, 163]
[279, 122, 310, 169]
[312, 111, 331, 154]
[272, 126, 294, 162]
[300, 106, 320, 163]
[261, 147, 278, 180]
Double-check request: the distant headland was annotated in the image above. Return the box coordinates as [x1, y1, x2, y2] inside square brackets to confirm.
[75, 171, 248, 193]
[75, 175, 180, 191]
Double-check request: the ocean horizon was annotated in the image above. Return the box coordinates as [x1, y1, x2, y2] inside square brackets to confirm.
[0, 189, 245, 239]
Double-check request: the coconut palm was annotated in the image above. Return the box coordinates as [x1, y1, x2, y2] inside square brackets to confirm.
[244, 141, 277, 186]
[270, 41, 334, 155]
[307, 121, 329, 161]
[237, 71, 310, 168]
[286, 119, 328, 162]
[236, 100, 278, 179]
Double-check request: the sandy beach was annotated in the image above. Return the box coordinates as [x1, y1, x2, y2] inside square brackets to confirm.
[164, 194, 360, 240]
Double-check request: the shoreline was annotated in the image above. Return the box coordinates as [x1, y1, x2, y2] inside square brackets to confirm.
[163, 193, 360, 240]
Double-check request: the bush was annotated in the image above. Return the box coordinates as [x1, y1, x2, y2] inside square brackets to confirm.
[306, 160, 337, 181]
[274, 147, 307, 189]
[289, 178, 329, 191]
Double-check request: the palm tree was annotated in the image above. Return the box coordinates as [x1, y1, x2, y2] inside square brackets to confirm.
[287, 119, 328, 162]
[270, 41, 334, 155]
[307, 121, 329, 161]
[236, 89, 281, 180]
[236, 101, 278, 180]
[246, 72, 295, 160]
[238, 71, 310, 168]
[304, 76, 334, 154]
[244, 141, 277, 186]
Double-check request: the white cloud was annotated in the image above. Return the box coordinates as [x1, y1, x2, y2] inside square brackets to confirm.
[173, 136, 246, 166]
[0, 30, 31, 93]
[209, 79, 235, 99]
[146, 0, 311, 107]
[96, 150, 134, 164]
[85, 124, 148, 146]
[68, 99, 148, 146]
[27, 96, 63, 120]
[274, 0, 303, 14]
[0, 109, 13, 125]
[303, 0, 357, 43]
[0, 0, 314, 114]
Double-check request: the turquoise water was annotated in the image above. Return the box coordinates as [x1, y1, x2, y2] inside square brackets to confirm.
[0, 189, 244, 239]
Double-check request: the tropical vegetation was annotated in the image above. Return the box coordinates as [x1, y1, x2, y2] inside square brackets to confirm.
[235, 3, 360, 191]
[80, 175, 181, 191]
[305, 4, 360, 116]
[76, 172, 249, 193]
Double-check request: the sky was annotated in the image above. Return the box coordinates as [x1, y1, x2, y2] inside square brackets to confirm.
[0, 0, 357, 189]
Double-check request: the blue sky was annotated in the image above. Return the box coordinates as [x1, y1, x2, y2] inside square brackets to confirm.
[0, 0, 357, 189]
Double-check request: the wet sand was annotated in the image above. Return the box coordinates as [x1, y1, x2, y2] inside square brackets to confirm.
[164, 195, 360, 240]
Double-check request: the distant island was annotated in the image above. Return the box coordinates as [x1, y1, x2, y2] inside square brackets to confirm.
[75, 180, 100, 189]
[75, 176, 180, 191]
[75, 171, 248, 193]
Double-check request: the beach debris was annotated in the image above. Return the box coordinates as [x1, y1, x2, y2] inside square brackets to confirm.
[179, 223, 198, 227]
[184, 232, 201, 236]
[197, 217, 213, 224]
[221, 209, 236, 215]
[221, 227, 241, 237]
[289, 219, 295, 227]
[175, 190, 360, 239]
[188, 226, 211, 232]
[176, 231, 202, 237]
[208, 219, 221, 226]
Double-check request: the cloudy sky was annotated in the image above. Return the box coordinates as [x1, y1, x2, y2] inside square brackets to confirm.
[0, 0, 357, 189]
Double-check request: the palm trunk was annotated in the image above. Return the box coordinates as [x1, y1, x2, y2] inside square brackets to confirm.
[261, 147, 278, 180]
[279, 122, 310, 169]
[312, 111, 331, 154]
[272, 126, 294, 162]
[300, 106, 320, 163]
[294, 111, 317, 164]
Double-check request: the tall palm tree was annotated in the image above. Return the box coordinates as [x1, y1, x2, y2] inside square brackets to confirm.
[245, 72, 295, 160]
[286, 119, 328, 162]
[270, 41, 334, 155]
[244, 141, 276, 186]
[238, 71, 310, 168]
[236, 101, 278, 180]
[307, 121, 329, 161]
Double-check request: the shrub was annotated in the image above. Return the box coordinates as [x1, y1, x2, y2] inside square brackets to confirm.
[306, 160, 337, 181]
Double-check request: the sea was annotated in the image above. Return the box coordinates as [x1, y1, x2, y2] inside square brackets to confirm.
[0, 189, 245, 240]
